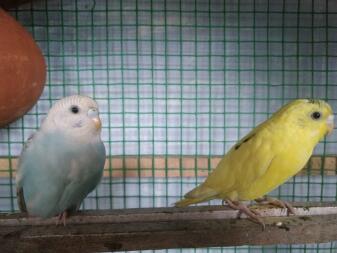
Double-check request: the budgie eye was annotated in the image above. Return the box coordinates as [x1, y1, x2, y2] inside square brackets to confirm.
[311, 111, 321, 120]
[70, 105, 79, 114]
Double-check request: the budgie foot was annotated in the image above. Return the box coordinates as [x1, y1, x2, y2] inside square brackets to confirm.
[255, 196, 295, 216]
[223, 199, 265, 230]
[56, 211, 69, 226]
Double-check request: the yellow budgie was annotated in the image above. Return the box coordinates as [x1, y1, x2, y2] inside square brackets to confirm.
[175, 99, 334, 226]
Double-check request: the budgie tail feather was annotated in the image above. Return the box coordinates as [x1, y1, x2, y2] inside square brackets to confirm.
[175, 184, 218, 207]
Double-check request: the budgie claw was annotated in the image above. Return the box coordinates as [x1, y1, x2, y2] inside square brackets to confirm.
[56, 211, 68, 226]
[224, 199, 265, 230]
[255, 196, 295, 216]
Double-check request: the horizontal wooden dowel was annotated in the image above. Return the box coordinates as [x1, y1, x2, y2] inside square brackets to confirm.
[0, 155, 336, 178]
[1, 202, 337, 252]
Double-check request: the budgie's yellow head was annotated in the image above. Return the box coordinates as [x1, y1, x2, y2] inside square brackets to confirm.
[274, 99, 334, 139]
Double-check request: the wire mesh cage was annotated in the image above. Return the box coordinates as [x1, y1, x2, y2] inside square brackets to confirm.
[0, 0, 337, 252]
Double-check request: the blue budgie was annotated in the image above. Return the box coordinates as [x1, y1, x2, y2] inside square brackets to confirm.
[16, 95, 106, 224]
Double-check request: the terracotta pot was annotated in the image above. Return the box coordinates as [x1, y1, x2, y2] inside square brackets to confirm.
[0, 8, 46, 127]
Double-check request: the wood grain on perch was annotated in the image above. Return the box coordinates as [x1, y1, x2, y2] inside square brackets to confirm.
[0, 155, 336, 178]
[1, 202, 337, 252]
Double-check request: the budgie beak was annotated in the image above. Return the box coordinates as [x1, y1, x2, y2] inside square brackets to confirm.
[326, 114, 334, 135]
[88, 108, 102, 130]
[92, 117, 102, 130]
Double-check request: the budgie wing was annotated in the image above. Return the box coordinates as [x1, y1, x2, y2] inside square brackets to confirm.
[16, 133, 36, 213]
[202, 129, 278, 198]
[16, 187, 27, 213]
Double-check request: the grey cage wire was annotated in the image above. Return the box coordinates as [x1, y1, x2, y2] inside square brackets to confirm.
[0, 0, 337, 252]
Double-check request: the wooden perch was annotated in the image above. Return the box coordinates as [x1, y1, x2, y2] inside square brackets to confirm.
[1, 202, 337, 252]
[1, 155, 337, 178]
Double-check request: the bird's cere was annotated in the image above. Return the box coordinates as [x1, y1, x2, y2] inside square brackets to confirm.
[87, 108, 99, 118]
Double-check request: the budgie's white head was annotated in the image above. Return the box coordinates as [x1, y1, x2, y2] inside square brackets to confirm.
[42, 95, 102, 137]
